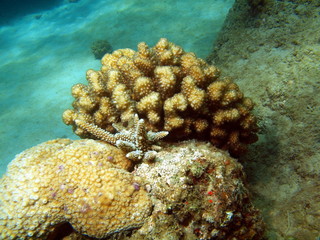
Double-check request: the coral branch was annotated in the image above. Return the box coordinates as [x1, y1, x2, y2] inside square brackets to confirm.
[76, 114, 168, 162]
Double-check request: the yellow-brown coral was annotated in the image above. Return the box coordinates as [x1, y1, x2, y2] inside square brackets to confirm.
[0, 139, 152, 239]
[63, 38, 258, 156]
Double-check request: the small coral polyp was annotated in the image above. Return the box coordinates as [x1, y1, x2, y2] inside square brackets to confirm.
[63, 38, 258, 156]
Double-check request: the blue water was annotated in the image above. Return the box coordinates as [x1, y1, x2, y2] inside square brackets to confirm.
[0, 0, 62, 25]
[0, 0, 234, 176]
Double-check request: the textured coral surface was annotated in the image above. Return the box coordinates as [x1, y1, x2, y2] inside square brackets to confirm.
[0, 139, 151, 239]
[132, 141, 264, 240]
[47, 140, 265, 240]
[63, 38, 258, 157]
[0, 138, 264, 239]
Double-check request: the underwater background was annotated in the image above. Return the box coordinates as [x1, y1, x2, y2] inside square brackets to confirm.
[0, 0, 319, 239]
[0, 0, 234, 175]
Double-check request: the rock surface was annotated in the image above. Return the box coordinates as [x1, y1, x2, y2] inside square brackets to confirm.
[208, 1, 320, 239]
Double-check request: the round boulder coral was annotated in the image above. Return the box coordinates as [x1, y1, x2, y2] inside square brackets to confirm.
[0, 139, 152, 239]
[63, 38, 258, 156]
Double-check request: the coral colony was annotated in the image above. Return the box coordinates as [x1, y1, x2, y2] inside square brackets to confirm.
[63, 38, 258, 157]
[0, 39, 264, 239]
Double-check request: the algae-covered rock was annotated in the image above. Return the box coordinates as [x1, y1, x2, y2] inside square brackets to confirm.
[132, 140, 264, 240]
[91, 40, 113, 59]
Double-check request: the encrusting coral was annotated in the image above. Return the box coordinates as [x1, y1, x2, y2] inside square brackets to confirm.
[63, 38, 258, 156]
[0, 139, 152, 239]
[132, 140, 265, 240]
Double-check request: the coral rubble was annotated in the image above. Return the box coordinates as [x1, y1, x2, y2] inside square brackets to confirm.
[63, 38, 258, 156]
[0, 139, 152, 239]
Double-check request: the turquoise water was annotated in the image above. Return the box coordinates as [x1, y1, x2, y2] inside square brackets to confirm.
[0, 0, 234, 176]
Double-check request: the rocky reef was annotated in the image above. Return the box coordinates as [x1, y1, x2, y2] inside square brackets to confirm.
[208, 0, 320, 239]
[63, 38, 258, 157]
[131, 141, 264, 240]
[0, 139, 264, 239]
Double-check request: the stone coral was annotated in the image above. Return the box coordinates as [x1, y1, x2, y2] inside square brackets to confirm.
[132, 140, 265, 239]
[0, 139, 152, 240]
[75, 114, 168, 162]
[63, 38, 258, 156]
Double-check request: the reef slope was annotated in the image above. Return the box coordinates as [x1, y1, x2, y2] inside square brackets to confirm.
[208, 0, 320, 239]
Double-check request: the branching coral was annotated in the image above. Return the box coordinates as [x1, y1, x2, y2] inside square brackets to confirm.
[0, 139, 152, 239]
[75, 114, 168, 162]
[63, 38, 258, 156]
